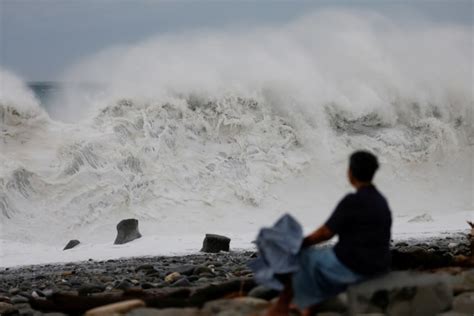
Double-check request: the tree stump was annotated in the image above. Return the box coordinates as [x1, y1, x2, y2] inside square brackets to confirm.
[114, 219, 142, 245]
[200, 234, 230, 253]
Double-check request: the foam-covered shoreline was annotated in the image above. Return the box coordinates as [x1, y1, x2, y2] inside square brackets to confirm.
[1, 8, 473, 270]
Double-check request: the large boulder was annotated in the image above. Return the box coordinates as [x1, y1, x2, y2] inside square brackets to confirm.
[347, 271, 453, 316]
[0, 302, 15, 315]
[452, 291, 474, 313]
[200, 234, 230, 253]
[114, 219, 142, 245]
[63, 239, 80, 250]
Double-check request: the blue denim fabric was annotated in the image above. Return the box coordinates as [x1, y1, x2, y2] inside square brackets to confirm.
[248, 213, 304, 290]
[292, 247, 366, 309]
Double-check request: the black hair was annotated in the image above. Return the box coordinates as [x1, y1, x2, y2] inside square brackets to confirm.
[349, 151, 379, 182]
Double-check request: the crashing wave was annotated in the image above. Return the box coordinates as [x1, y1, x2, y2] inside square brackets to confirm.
[0, 9, 472, 246]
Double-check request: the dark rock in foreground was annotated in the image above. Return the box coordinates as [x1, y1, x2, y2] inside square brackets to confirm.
[63, 239, 80, 250]
[347, 271, 453, 315]
[247, 285, 279, 301]
[114, 219, 142, 245]
[201, 234, 230, 253]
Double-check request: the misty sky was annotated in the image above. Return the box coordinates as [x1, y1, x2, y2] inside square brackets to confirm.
[1, 0, 472, 81]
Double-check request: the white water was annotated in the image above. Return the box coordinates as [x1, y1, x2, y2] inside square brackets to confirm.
[1, 10, 473, 267]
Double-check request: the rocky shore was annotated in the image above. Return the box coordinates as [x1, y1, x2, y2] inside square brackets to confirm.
[0, 233, 473, 316]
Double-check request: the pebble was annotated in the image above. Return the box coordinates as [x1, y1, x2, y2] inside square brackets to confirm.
[115, 280, 133, 290]
[0, 302, 16, 314]
[171, 265, 196, 276]
[146, 272, 162, 278]
[10, 295, 29, 304]
[193, 266, 213, 275]
[135, 264, 154, 272]
[85, 299, 145, 316]
[452, 291, 474, 313]
[202, 297, 270, 315]
[8, 288, 20, 295]
[127, 307, 200, 316]
[248, 285, 279, 300]
[78, 283, 106, 296]
[0, 295, 11, 303]
[164, 272, 182, 284]
[140, 282, 155, 289]
[172, 277, 191, 287]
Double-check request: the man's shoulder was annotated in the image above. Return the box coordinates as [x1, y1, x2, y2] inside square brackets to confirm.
[369, 186, 390, 204]
[337, 192, 358, 208]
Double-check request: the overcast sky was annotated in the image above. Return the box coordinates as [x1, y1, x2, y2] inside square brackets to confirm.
[1, 0, 472, 81]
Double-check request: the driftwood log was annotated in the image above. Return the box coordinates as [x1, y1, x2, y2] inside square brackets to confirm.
[30, 278, 256, 314]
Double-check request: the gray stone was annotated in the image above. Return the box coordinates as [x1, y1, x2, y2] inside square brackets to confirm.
[135, 264, 155, 272]
[146, 272, 162, 278]
[141, 282, 157, 289]
[347, 271, 452, 315]
[452, 270, 474, 293]
[248, 285, 279, 300]
[193, 266, 214, 276]
[411, 282, 452, 315]
[126, 307, 201, 316]
[202, 297, 269, 316]
[452, 291, 474, 313]
[14, 303, 34, 316]
[18, 308, 34, 316]
[78, 283, 106, 296]
[0, 295, 11, 303]
[8, 288, 20, 295]
[198, 272, 214, 279]
[317, 295, 347, 313]
[170, 265, 196, 276]
[63, 240, 80, 250]
[85, 299, 145, 316]
[10, 296, 29, 304]
[115, 280, 133, 290]
[164, 272, 182, 284]
[0, 302, 16, 314]
[200, 234, 230, 253]
[114, 219, 142, 245]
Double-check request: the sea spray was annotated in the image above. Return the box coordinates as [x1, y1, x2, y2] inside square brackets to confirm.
[0, 9, 472, 255]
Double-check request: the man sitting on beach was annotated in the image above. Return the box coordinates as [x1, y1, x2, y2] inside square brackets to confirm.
[267, 151, 392, 316]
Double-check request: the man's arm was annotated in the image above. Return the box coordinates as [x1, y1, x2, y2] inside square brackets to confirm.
[301, 225, 334, 248]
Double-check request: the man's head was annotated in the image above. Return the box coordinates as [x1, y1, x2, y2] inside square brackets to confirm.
[348, 151, 379, 187]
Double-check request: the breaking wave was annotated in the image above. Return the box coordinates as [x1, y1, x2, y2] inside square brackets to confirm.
[0, 9, 472, 245]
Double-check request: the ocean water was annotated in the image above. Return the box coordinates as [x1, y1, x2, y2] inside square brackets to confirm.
[28, 82, 61, 109]
[0, 9, 472, 266]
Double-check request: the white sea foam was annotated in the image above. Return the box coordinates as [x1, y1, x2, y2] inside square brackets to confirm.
[0, 9, 472, 266]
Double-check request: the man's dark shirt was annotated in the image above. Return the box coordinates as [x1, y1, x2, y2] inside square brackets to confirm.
[325, 185, 392, 276]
